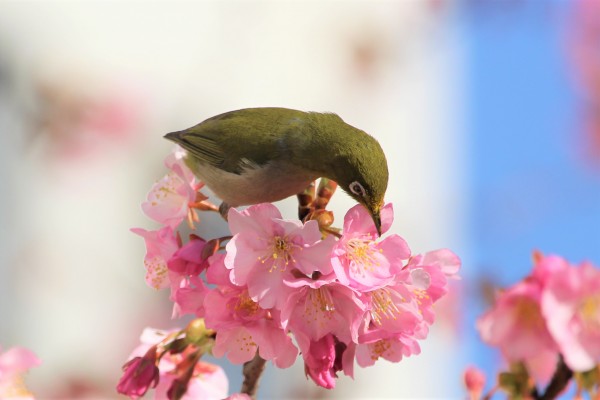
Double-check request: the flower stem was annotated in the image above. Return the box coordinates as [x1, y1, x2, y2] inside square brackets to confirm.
[534, 356, 573, 400]
[241, 354, 267, 399]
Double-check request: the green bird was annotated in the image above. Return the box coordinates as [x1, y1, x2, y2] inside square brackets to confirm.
[164, 107, 388, 235]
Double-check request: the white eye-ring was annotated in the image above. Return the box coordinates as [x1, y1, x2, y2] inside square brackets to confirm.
[349, 181, 366, 197]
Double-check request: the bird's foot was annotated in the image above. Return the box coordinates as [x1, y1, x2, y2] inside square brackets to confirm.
[314, 178, 337, 211]
[297, 181, 317, 221]
[297, 179, 340, 237]
[309, 209, 341, 238]
[297, 179, 338, 221]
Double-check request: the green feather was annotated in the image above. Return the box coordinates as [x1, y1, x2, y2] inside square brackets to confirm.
[164, 107, 389, 217]
[166, 108, 310, 175]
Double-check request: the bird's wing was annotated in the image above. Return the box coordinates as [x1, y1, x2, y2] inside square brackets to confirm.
[175, 130, 227, 168]
[167, 108, 309, 175]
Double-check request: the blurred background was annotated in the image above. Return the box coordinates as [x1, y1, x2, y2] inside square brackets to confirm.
[0, 0, 598, 398]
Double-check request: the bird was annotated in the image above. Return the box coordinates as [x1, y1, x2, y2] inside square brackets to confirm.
[164, 107, 388, 235]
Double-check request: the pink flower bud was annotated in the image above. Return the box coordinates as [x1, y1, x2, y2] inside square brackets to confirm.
[167, 236, 209, 276]
[463, 366, 486, 398]
[304, 334, 338, 389]
[301, 334, 352, 390]
[116, 348, 159, 399]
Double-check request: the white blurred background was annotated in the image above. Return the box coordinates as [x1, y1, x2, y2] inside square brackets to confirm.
[0, 1, 465, 398]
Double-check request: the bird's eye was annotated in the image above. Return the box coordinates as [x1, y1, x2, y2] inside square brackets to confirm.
[349, 181, 366, 197]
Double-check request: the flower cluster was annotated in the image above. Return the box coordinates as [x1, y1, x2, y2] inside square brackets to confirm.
[0, 345, 41, 399]
[125, 147, 461, 398]
[467, 252, 600, 399]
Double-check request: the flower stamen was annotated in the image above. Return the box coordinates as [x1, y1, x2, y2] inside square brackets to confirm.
[303, 288, 336, 327]
[579, 294, 600, 332]
[345, 238, 381, 277]
[370, 288, 401, 326]
[370, 339, 393, 361]
[257, 235, 301, 272]
[234, 291, 261, 318]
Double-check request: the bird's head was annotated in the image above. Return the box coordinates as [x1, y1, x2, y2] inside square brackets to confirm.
[338, 167, 387, 236]
[329, 129, 389, 236]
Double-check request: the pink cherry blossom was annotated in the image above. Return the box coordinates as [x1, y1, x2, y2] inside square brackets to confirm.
[168, 236, 222, 317]
[542, 259, 600, 371]
[296, 333, 352, 389]
[404, 249, 461, 324]
[416, 248, 462, 280]
[171, 276, 208, 319]
[206, 253, 234, 286]
[355, 331, 421, 368]
[477, 257, 560, 382]
[530, 252, 570, 285]
[204, 256, 298, 368]
[361, 277, 423, 336]
[331, 203, 411, 290]
[281, 274, 366, 344]
[164, 146, 197, 186]
[356, 251, 458, 350]
[0, 346, 41, 399]
[131, 226, 179, 290]
[141, 146, 204, 229]
[354, 270, 430, 367]
[343, 202, 394, 238]
[225, 203, 335, 309]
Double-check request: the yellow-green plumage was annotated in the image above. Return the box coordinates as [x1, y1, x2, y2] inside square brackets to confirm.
[165, 107, 388, 233]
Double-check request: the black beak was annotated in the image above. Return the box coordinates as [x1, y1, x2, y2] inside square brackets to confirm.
[372, 211, 382, 237]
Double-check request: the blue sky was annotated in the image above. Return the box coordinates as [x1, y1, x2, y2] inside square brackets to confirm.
[463, 1, 600, 393]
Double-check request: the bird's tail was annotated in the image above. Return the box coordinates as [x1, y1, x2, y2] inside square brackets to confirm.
[164, 130, 185, 144]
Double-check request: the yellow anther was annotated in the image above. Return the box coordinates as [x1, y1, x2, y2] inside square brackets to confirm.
[258, 235, 300, 272]
[345, 238, 382, 277]
[370, 288, 401, 326]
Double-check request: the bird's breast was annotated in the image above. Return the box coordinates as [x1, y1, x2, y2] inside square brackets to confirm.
[191, 160, 318, 206]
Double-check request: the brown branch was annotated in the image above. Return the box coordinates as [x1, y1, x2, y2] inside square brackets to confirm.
[241, 353, 267, 399]
[536, 356, 573, 400]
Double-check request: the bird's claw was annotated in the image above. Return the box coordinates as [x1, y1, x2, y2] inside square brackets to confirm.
[297, 179, 340, 237]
